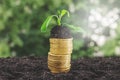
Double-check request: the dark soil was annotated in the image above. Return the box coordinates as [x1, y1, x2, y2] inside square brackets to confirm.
[50, 26, 72, 39]
[0, 57, 120, 80]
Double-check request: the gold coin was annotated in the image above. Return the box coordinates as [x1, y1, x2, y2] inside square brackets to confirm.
[48, 59, 71, 68]
[51, 69, 70, 73]
[50, 38, 73, 44]
[50, 47, 72, 52]
[51, 69, 70, 74]
[48, 60, 71, 68]
[48, 60, 71, 66]
[48, 52, 71, 60]
[48, 62, 71, 68]
[48, 57, 71, 62]
[48, 65, 70, 70]
[48, 65, 70, 73]
[50, 43, 73, 49]
[50, 48, 72, 55]
[50, 41, 72, 44]
[50, 40, 72, 45]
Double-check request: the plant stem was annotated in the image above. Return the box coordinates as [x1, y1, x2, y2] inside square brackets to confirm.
[52, 15, 61, 26]
[57, 15, 61, 26]
[57, 19, 61, 26]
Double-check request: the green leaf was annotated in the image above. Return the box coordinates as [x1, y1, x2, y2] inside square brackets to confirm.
[60, 9, 70, 17]
[40, 15, 58, 32]
[63, 23, 85, 33]
[41, 16, 53, 32]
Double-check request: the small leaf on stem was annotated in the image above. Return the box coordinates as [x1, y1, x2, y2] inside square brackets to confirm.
[63, 23, 85, 33]
[61, 9, 70, 17]
[40, 15, 57, 32]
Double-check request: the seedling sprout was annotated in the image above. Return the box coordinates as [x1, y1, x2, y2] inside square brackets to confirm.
[40, 9, 85, 33]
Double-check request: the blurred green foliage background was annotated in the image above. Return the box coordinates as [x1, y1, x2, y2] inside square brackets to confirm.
[0, 0, 120, 58]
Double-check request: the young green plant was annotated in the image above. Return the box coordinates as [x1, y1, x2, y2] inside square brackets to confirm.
[40, 9, 84, 33]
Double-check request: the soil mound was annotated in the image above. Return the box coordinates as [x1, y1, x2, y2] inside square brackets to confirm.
[0, 57, 120, 80]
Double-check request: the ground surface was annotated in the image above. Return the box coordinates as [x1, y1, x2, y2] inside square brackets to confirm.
[0, 57, 120, 80]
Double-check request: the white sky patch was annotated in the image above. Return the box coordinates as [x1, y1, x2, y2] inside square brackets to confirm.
[115, 47, 120, 56]
[91, 35, 106, 46]
[90, 9, 102, 21]
[89, 42, 95, 46]
[109, 0, 115, 3]
[97, 36, 106, 46]
[101, 8, 119, 27]
[91, 34, 98, 41]
[110, 23, 117, 29]
[89, 8, 119, 27]
[89, 16, 95, 22]
[94, 27, 102, 34]
[101, 18, 110, 27]
[93, 51, 104, 57]
[69, 3, 75, 13]
[110, 29, 116, 38]
[90, 23, 97, 29]
[95, 13, 102, 21]
[90, 0, 99, 5]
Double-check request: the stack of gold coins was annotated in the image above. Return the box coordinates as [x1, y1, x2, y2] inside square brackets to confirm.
[48, 38, 73, 73]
